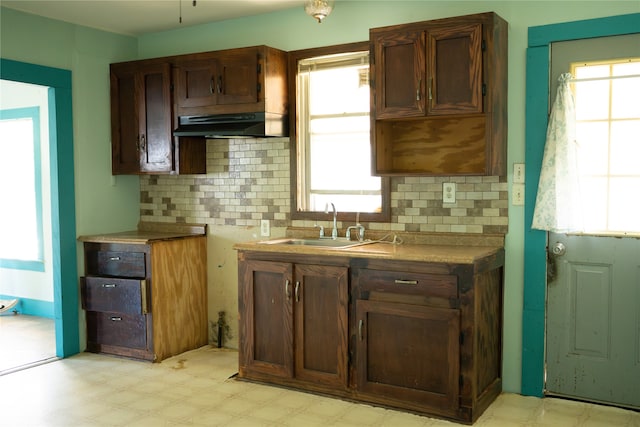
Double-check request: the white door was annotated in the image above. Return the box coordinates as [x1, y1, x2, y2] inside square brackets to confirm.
[545, 34, 640, 409]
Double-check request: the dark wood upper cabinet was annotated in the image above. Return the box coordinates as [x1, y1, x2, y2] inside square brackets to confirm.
[175, 49, 260, 109]
[175, 46, 288, 117]
[370, 12, 508, 176]
[109, 45, 287, 175]
[110, 60, 206, 175]
[111, 61, 173, 174]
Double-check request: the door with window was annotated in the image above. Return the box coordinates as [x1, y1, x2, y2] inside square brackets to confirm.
[545, 34, 640, 409]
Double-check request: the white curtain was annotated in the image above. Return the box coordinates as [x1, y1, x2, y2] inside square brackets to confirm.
[532, 73, 583, 232]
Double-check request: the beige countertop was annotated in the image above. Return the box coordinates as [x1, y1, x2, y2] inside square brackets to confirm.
[78, 222, 207, 244]
[234, 230, 504, 265]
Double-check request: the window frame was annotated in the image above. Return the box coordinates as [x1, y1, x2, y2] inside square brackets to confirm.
[288, 41, 390, 223]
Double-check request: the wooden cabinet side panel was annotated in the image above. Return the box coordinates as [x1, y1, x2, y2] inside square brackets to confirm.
[150, 236, 208, 361]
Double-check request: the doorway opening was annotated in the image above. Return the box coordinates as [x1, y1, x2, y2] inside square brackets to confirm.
[0, 58, 80, 371]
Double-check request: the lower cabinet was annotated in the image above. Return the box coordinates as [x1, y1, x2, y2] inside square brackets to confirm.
[239, 259, 349, 389]
[236, 250, 504, 424]
[81, 236, 208, 362]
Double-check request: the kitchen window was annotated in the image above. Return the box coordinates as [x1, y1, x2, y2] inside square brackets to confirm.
[289, 42, 390, 222]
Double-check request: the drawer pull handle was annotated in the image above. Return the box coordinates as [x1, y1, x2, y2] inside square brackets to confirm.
[109, 256, 121, 261]
[285, 279, 291, 299]
[395, 279, 418, 285]
[295, 281, 300, 302]
[358, 319, 364, 341]
[102, 283, 117, 288]
[110, 316, 122, 321]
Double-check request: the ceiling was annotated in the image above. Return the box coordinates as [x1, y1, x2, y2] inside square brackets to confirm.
[1, 0, 307, 36]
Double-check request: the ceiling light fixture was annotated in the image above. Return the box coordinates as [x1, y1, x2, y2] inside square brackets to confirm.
[304, 0, 335, 24]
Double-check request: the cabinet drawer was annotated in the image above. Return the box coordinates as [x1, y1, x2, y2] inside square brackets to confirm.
[82, 277, 148, 315]
[86, 311, 148, 350]
[86, 250, 146, 277]
[355, 268, 457, 299]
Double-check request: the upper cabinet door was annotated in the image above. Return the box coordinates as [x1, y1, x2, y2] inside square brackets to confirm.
[373, 30, 426, 119]
[137, 62, 174, 173]
[175, 60, 218, 108]
[426, 23, 483, 115]
[216, 51, 260, 106]
[111, 64, 140, 174]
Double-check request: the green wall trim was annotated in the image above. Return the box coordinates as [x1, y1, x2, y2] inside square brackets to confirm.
[522, 12, 640, 398]
[0, 58, 79, 358]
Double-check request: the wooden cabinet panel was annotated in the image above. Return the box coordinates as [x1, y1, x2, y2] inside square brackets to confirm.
[294, 264, 348, 388]
[239, 260, 293, 379]
[355, 300, 460, 412]
[176, 60, 217, 108]
[427, 23, 483, 115]
[373, 30, 425, 119]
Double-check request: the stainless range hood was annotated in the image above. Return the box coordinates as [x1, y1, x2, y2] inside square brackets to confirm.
[173, 112, 287, 138]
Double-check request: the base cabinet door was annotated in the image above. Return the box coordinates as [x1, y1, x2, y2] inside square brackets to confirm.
[294, 264, 348, 388]
[239, 259, 348, 388]
[355, 299, 460, 412]
[239, 260, 293, 379]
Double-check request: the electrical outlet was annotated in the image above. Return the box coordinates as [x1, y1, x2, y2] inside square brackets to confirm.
[514, 163, 525, 184]
[513, 183, 525, 206]
[443, 182, 456, 204]
[260, 219, 270, 237]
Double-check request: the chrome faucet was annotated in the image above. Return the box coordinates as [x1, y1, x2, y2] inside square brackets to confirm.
[325, 202, 338, 239]
[314, 224, 325, 238]
[346, 212, 365, 242]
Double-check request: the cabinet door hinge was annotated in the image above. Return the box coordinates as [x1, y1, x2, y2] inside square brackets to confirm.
[459, 332, 464, 345]
[257, 82, 262, 93]
[459, 375, 464, 387]
[482, 39, 486, 51]
[482, 83, 486, 96]
[257, 63, 262, 74]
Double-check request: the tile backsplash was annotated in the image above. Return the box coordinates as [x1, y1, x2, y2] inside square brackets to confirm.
[140, 138, 508, 234]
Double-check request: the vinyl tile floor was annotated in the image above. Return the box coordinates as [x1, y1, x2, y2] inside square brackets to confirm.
[0, 346, 638, 427]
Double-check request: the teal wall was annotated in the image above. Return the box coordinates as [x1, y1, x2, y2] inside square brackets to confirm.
[1, 0, 639, 391]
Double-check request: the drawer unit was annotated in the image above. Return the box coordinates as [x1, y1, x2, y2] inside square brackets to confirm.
[82, 276, 148, 315]
[80, 234, 208, 362]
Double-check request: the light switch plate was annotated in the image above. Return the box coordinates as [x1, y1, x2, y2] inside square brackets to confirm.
[443, 182, 456, 204]
[514, 163, 525, 184]
[513, 183, 525, 206]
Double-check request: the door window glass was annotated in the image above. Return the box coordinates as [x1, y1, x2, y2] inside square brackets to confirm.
[573, 58, 640, 234]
